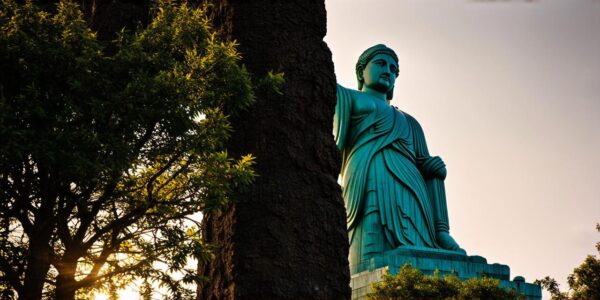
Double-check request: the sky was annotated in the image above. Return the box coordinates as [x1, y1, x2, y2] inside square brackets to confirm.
[325, 0, 600, 298]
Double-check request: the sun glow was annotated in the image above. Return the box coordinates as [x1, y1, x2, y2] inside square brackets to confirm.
[94, 288, 140, 300]
[93, 293, 109, 300]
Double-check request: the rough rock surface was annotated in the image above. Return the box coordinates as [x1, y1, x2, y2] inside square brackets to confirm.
[199, 1, 350, 299]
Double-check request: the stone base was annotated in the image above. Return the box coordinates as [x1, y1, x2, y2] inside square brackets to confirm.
[350, 247, 541, 300]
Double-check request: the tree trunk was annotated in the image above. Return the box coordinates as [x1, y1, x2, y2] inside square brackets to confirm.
[17, 223, 52, 300]
[55, 281, 76, 300]
[55, 258, 78, 300]
[21, 235, 52, 299]
[21, 182, 56, 300]
[199, 1, 350, 299]
[78, 0, 150, 42]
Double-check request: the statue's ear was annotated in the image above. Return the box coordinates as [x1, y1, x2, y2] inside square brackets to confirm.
[357, 67, 364, 81]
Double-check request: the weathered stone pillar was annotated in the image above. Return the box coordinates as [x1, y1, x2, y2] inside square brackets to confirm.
[199, 1, 350, 299]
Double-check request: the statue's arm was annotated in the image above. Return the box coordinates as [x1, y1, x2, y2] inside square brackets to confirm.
[334, 84, 353, 151]
[406, 113, 464, 252]
[405, 114, 446, 180]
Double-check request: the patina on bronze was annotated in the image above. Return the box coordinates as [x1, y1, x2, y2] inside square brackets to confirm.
[334, 44, 465, 270]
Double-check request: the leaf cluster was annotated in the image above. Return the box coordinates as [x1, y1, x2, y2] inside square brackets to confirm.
[0, 0, 254, 298]
[368, 264, 523, 300]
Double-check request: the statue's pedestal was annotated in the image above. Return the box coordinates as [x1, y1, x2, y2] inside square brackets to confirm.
[350, 247, 541, 300]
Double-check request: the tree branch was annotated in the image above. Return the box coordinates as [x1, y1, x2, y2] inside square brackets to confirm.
[74, 121, 158, 247]
[154, 156, 192, 193]
[74, 239, 116, 290]
[146, 151, 185, 203]
[0, 255, 24, 293]
[75, 258, 147, 290]
[56, 194, 76, 247]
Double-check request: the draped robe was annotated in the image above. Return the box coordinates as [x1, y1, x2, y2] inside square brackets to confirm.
[334, 85, 444, 269]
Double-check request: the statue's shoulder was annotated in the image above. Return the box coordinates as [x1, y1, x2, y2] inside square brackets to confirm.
[336, 84, 365, 110]
[336, 84, 360, 97]
[401, 110, 416, 121]
[398, 110, 422, 129]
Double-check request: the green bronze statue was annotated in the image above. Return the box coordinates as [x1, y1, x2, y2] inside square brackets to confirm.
[334, 44, 465, 269]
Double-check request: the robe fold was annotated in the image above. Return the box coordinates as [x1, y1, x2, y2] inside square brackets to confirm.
[334, 85, 441, 268]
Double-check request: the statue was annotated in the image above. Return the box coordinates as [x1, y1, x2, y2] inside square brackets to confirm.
[334, 44, 465, 269]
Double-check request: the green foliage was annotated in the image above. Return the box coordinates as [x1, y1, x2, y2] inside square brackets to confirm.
[139, 279, 153, 300]
[368, 264, 523, 300]
[568, 254, 600, 299]
[535, 277, 568, 300]
[256, 70, 285, 96]
[535, 223, 600, 300]
[0, 0, 254, 298]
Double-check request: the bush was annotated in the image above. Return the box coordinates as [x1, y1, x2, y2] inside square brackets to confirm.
[368, 264, 523, 300]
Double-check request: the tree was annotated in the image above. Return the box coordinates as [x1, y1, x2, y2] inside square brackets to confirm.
[0, 1, 254, 299]
[198, 0, 351, 299]
[368, 264, 524, 300]
[535, 223, 600, 300]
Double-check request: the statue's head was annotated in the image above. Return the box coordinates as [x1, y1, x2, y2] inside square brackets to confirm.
[355, 44, 399, 100]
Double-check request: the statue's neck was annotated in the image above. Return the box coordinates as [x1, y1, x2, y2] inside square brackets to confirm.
[362, 87, 389, 104]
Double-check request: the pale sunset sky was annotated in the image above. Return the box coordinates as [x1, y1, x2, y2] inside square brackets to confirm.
[325, 0, 599, 298]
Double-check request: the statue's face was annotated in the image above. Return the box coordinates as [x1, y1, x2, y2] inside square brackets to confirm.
[361, 53, 398, 94]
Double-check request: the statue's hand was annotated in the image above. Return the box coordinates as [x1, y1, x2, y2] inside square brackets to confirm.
[416, 156, 447, 179]
[436, 231, 466, 255]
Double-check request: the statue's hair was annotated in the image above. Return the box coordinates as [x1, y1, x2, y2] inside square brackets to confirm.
[355, 44, 399, 100]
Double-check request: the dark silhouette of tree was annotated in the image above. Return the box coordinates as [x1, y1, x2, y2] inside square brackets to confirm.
[0, 1, 254, 299]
